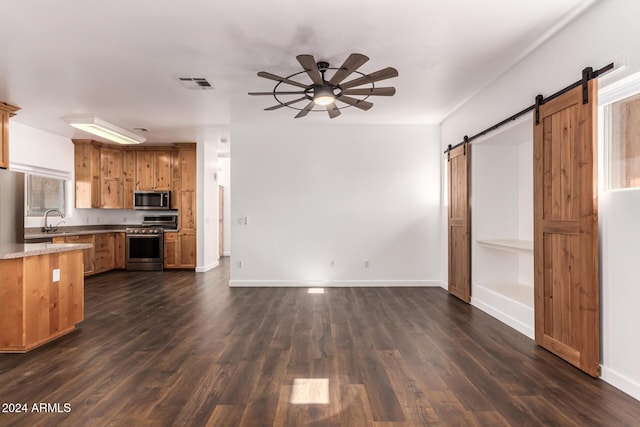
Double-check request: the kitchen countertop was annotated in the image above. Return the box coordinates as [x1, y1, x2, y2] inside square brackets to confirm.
[0, 243, 93, 260]
[24, 225, 128, 240]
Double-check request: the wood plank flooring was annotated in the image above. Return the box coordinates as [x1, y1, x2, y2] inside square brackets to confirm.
[1, 257, 639, 426]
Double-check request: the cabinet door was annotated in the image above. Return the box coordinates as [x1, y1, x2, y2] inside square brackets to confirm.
[154, 151, 172, 190]
[114, 232, 126, 269]
[75, 235, 95, 276]
[177, 231, 196, 268]
[90, 146, 101, 208]
[170, 150, 181, 209]
[178, 148, 196, 191]
[0, 109, 9, 169]
[179, 191, 196, 231]
[123, 150, 136, 209]
[100, 147, 123, 208]
[57, 250, 84, 330]
[0, 102, 19, 169]
[94, 234, 114, 273]
[23, 254, 52, 345]
[101, 179, 122, 208]
[164, 232, 178, 268]
[136, 151, 155, 190]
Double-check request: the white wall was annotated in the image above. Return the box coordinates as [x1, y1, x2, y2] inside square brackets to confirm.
[441, 0, 640, 400]
[230, 123, 441, 286]
[218, 156, 231, 256]
[195, 140, 219, 272]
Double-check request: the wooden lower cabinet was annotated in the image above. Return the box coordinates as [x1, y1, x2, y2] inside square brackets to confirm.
[114, 232, 126, 269]
[164, 231, 196, 269]
[94, 233, 114, 274]
[178, 231, 196, 268]
[53, 235, 95, 276]
[0, 250, 84, 352]
[164, 232, 178, 268]
[53, 232, 125, 275]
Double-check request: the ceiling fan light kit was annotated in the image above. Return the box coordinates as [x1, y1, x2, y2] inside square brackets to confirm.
[249, 53, 398, 119]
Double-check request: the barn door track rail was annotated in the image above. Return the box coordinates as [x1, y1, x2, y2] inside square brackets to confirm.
[444, 62, 614, 156]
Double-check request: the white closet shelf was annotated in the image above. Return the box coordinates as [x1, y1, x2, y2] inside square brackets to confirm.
[477, 239, 533, 254]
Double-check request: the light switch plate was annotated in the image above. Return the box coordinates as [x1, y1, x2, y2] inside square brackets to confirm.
[52, 268, 60, 282]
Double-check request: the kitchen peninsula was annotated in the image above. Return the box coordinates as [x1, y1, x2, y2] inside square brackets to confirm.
[0, 242, 90, 352]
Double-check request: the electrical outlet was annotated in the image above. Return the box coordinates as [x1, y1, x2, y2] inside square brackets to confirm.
[330, 260, 335, 268]
[52, 269, 60, 282]
[123, 216, 127, 222]
[237, 260, 243, 268]
[364, 260, 370, 268]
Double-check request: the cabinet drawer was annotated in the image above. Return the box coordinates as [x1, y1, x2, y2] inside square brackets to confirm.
[94, 234, 110, 251]
[164, 232, 177, 241]
[94, 258, 111, 273]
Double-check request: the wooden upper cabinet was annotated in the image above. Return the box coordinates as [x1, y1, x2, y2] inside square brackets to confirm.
[178, 147, 196, 192]
[122, 150, 136, 209]
[0, 102, 20, 169]
[73, 140, 102, 208]
[136, 150, 172, 191]
[100, 147, 123, 208]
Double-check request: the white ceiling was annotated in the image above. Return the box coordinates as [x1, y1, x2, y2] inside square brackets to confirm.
[0, 0, 598, 147]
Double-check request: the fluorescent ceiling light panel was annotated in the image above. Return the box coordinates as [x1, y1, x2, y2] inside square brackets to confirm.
[63, 116, 146, 145]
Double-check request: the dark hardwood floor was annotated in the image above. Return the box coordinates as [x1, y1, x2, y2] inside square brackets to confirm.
[1, 257, 639, 426]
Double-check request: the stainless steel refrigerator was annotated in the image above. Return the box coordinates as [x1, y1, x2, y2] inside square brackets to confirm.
[0, 168, 25, 244]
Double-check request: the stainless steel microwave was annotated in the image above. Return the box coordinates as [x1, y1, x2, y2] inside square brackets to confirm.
[134, 191, 170, 210]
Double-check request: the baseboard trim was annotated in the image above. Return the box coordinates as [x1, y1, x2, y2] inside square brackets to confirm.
[601, 365, 640, 401]
[228, 279, 442, 287]
[470, 297, 534, 340]
[438, 280, 448, 290]
[196, 260, 219, 273]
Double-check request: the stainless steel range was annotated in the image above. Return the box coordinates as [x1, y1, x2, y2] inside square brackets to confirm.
[125, 215, 177, 271]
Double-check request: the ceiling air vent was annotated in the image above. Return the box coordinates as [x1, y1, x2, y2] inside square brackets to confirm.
[178, 77, 213, 90]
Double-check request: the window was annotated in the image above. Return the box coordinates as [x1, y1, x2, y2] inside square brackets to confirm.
[605, 91, 640, 189]
[26, 175, 66, 216]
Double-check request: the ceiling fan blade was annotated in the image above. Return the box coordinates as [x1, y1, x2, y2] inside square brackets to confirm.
[336, 95, 373, 111]
[295, 101, 316, 118]
[249, 91, 307, 96]
[329, 53, 369, 85]
[340, 67, 399, 90]
[297, 55, 323, 85]
[264, 96, 308, 111]
[326, 103, 341, 119]
[257, 71, 309, 89]
[342, 87, 396, 96]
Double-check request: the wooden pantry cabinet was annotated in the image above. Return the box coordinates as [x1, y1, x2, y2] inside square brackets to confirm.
[0, 102, 20, 169]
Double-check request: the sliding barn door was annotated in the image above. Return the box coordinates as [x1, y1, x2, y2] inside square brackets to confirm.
[448, 144, 471, 303]
[533, 81, 600, 377]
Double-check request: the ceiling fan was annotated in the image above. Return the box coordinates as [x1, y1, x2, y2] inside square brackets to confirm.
[249, 53, 398, 119]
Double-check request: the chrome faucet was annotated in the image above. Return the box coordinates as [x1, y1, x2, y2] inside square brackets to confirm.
[43, 208, 65, 233]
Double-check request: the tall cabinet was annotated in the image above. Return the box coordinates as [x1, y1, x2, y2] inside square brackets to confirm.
[470, 117, 534, 338]
[164, 145, 196, 268]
